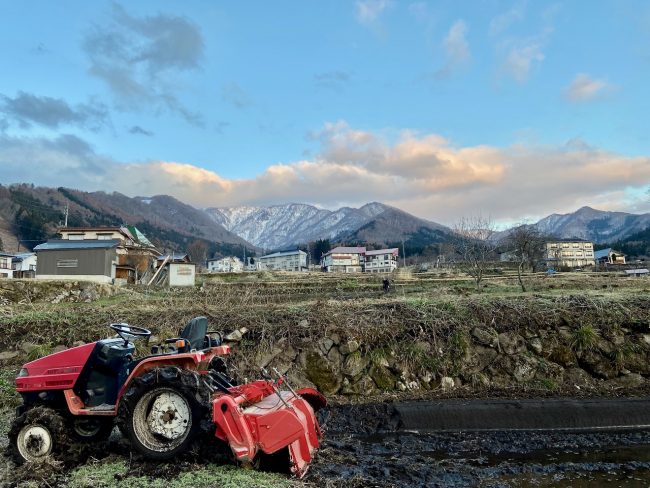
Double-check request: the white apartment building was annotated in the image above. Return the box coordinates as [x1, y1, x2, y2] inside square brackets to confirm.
[545, 240, 595, 268]
[322, 247, 366, 273]
[207, 256, 244, 273]
[259, 250, 307, 271]
[365, 248, 399, 273]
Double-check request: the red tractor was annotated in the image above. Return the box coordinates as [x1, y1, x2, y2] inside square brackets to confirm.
[10, 317, 326, 478]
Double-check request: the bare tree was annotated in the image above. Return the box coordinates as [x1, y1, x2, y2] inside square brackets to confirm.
[187, 240, 209, 268]
[453, 216, 499, 291]
[506, 223, 546, 292]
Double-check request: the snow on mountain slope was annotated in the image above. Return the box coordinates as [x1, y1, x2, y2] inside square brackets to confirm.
[535, 206, 650, 242]
[204, 202, 390, 249]
[204, 202, 451, 249]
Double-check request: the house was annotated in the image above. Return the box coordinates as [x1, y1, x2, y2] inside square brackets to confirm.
[207, 256, 244, 273]
[365, 248, 399, 273]
[259, 250, 307, 271]
[12, 252, 37, 278]
[34, 240, 120, 283]
[545, 240, 595, 268]
[151, 253, 196, 286]
[58, 226, 158, 283]
[594, 248, 626, 265]
[322, 247, 366, 273]
[0, 252, 15, 278]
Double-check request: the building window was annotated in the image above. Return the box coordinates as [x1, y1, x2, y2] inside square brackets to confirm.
[97, 233, 113, 240]
[57, 259, 78, 268]
[68, 234, 84, 240]
[0, 258, 9, 269]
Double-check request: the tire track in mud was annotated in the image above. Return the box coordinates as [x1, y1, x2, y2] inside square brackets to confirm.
[307, 399, 650, 487]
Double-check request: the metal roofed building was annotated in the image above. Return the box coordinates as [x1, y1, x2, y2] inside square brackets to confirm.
[322, 246, 367, 273]
[34, 239, 120, 283]
[259, 250, 307, 271]
[365, 248, 399, 273]
[58, 226, 159, 284]
[594, 248, 626, 265]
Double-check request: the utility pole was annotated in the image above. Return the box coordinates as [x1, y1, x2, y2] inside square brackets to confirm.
[402, 239, 406, 267]
[243, 245, 246, 265]
[63, 204, 69, 227]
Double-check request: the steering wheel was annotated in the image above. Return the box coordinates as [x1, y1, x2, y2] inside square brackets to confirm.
[110, 323, 152, 346]
[206, 330, 223, 346]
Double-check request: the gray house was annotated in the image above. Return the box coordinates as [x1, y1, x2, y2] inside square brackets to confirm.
[34, 239, 120, 283]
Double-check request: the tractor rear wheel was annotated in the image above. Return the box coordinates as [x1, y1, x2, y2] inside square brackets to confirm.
[118, 366, 210, 460]
[9, 406, 70, 465]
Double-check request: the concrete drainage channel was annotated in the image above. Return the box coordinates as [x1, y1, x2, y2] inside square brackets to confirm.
[307, 398, 650, 487]
[394, 398, 650, 432]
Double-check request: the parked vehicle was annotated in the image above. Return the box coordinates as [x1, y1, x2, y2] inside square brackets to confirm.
[10, 317, 326, 478]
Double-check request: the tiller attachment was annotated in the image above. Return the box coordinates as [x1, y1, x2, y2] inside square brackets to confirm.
[211, 368, 326, 478]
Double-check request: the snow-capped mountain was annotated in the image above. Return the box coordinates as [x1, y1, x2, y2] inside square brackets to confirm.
[534, 206, 650, 243]
[204, 202, 445, 249]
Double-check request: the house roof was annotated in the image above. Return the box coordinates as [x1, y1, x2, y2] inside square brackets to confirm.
[594, 248, 626, 259]
[12, 252, 35, 262]
[59, 226, 157, 249]
[325, 246, 366, 255]
[0, 252, 16, 258]
[157, 253, 190, 262]
[34, 239, 120, 251]
[260, 249, 306, 259]
[547, 238, 592, 243]
[365, 248, 399, 256]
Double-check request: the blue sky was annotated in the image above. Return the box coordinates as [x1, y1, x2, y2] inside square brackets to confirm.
[1, 1, 649, 224]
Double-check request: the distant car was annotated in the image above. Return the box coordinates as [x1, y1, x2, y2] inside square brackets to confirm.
[574, 267, 583, 272]
[546, 268, 557, 275]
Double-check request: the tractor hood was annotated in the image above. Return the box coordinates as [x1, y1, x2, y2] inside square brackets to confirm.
[16, 342, 96, 392]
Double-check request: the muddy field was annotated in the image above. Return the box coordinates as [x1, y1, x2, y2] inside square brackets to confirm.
[3, 400, 650, 487]
[308, 402, 650, 487]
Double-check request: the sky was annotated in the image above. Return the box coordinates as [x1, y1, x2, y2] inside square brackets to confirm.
[1, 0, 650, 225]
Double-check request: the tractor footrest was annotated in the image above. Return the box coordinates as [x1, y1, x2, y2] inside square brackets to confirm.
[88, 403, 115, 412]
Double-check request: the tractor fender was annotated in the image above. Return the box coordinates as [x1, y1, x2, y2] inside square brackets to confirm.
[117, 354, 201, 402]
[296, 388, 327, 412]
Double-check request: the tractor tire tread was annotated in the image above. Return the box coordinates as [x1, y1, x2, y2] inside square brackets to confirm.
[117, 366, 211, 460]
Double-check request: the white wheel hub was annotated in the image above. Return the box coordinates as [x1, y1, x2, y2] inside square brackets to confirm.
[17, 424, 53, 462]
[147, 391, 191, 440]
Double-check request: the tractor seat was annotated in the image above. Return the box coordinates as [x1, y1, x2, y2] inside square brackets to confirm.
[150, 316, 221, 355]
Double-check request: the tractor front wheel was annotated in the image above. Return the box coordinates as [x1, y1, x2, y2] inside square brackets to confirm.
[118, 367, 209, 460]
[9, 406, 69, 464]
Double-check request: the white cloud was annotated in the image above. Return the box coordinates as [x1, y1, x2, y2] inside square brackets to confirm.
[436, 20, 470, 78]
[489, 2, 526, 36]
[564, 74, 612, 102]
[2, 124, 650, 224]
[502, 38, 545, 82]
[355, 0, 392, 25]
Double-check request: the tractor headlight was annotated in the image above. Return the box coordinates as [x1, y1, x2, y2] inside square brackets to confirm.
[17, 368, 29, 378]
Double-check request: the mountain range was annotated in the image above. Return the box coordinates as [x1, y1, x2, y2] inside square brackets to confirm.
[205, 202, 449, 250]
[1, 183, 648, 257]
[534, 206, 650, 243]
